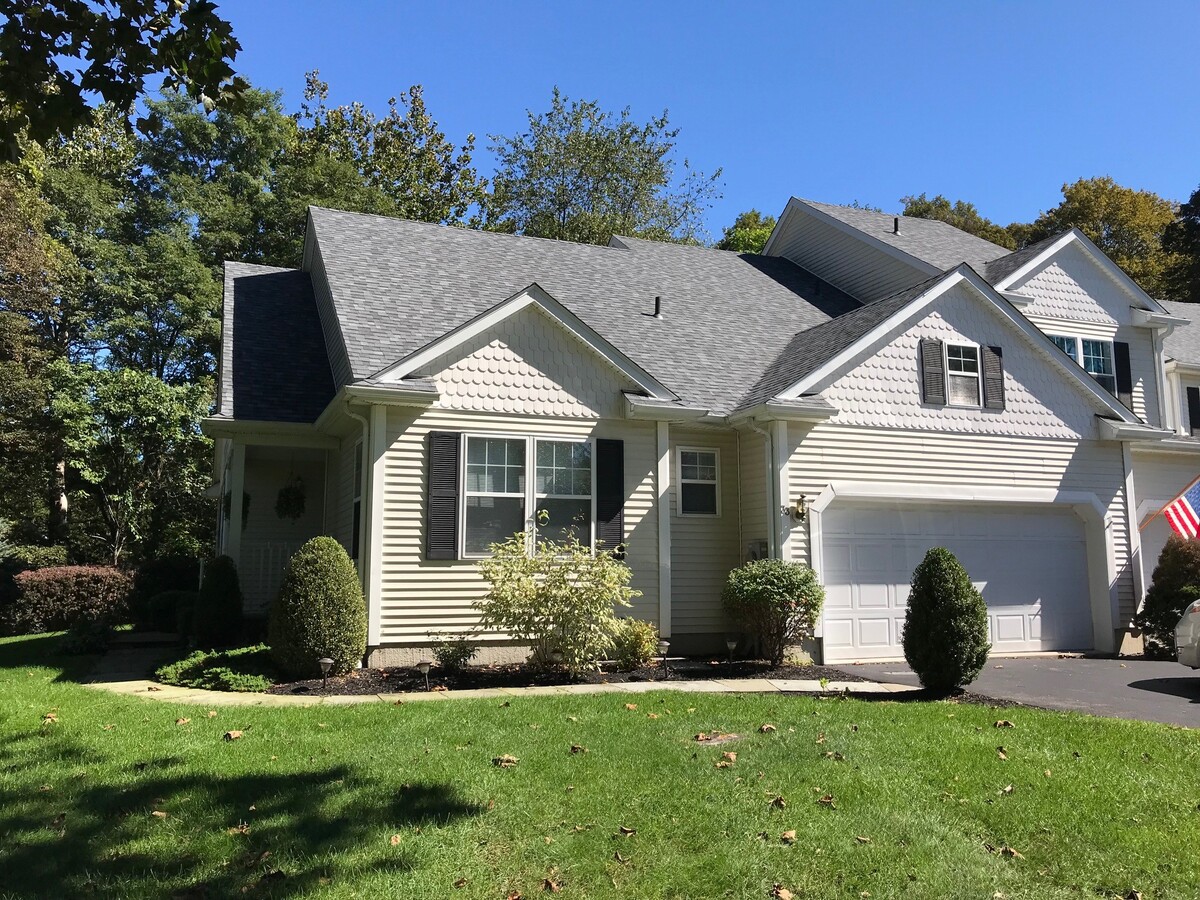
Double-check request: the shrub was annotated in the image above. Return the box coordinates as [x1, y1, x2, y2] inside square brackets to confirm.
[476, 532, 640, 674]
[147, 590, 199, 635]
[155, 644, 277, 692]
[721, 559, 824, 667]
[193, 556, 244, 648]
[268, 537, 367, 679]
[1137, 534, 1200, 656]
[430, 633, 479, 672]
[61, 617, 114, 655]
[902, 547, 991, 691]
[130, 555, 201, 628]
[0, 545, 68, 609]
[611, 618, 659, 671]
[4, 566, 132, 635]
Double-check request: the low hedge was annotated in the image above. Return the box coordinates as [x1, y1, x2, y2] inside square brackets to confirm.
[155, 644, 277, 692]
[4, 566, 132, 635]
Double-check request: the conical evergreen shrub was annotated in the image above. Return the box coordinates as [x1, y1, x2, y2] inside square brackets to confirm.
[269, 537, 367, 678]
[901, 547, 990, 691]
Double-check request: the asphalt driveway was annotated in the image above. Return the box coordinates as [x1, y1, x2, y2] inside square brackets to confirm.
[839, 656, 1200, 728]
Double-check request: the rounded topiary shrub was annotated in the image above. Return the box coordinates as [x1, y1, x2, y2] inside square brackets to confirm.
[902, 547, 990, 691]
[268, 536, 367, 679]
[721, 559, 824, 667]
[193, 555, 244, 648]
[1137, 533, 1200, 656]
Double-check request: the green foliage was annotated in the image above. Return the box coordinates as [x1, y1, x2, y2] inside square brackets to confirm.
[430, 633, 480, 672]
[0, 0, 245, 159]
[902, 548, 991, 691]
[268, 537, 367, 679]
[60, 616, 114, 655]
[476, 531, 640, 674]
[3, 565, 131, 635]
[610, 618, 660, 671]
[1136, 534, 1200, 656]
[721, 559, 824, 667]
[147, 590, 199, 636]
[6, 545, 68, 568]
[1163, 184, 1200, 303]
[715, 209, 776, 253]
[900, 193, 1017, 249]
[193, 556, 243, 649]
[155, 644, 276, 692]
[130, 555, 201, 628]
[487, 87, 721, 245]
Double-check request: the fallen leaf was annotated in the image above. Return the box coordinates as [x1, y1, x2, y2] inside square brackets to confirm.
[770, 795, 788, 810]
[781, 829, 796, 844]
[317, 723, 328, 728]
[228, 822, 251, 835]
[994, 720, 1015, 728]
[850, 724, 858, 732]
[617, 825, 636, 836]
[569, 744, 587, 754]
[1001, 784, 1014, 795]
[102, 724, 115, 731]
[759, 724, 777, 733]
[646, 713, 659, 719]
[770, 885, 794, 900]
[1044, 769, 1052, 777]
[432, 685, 448, 692]
[207, 710, 217, 717]
[855, 835, 871, 844]
[722, 751, 737, 763]
[613, 850, 629, 864]
[567, 716, 578, 722]
[1126, 891, 1144, 900]
[493, 754, 519, 768]
[816, 794, 836, 809]
[715, 759, 733, 769]
[1000, 846, 1024, 859]
[390, 834, 401, 846]
[996, 746, 1007, 760]
[815, 732, 825, 745]
[176, 718, 191, 726]
[542, 877, 562, 893]
[625, 704, 638, 711]
[824, 751, 846, 761]
[42, 712, 58, 724]
[145, 685, 162, 691]
[453, 877, 468, 888]
[223, 730, 243, 741]
[506, 892, 523, 900]
[151, 810, 168, 819]
[543, 835, 553, 845]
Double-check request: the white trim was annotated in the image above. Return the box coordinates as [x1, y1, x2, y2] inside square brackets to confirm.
[372, 283, 675, 400]
[1131, 307, 1190, 329]
[775, 266, 1140, 424]
[675, 446, 721, 517]
[344, 383, 439, 406]
[624, 393, 710, 421]
[366, 404, 387, 646]
[943, 340, 982, 408]
[657, 421, 672, 637]
[1122, 442, 1145, 608]
[1047, 333, 1117, 395]
[772, 420, 790, 559]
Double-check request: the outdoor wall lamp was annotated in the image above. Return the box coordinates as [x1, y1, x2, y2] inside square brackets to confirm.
[793, 494, 809, 523]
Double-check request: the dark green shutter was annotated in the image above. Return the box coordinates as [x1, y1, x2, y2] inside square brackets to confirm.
[426, 431, 460, 560]
[596, 439, 625, 558]
[981, 345, 1005, 410]
[1188, 387, 1200, 436]
[1114, 341, 1133, 407]
[919, 338, 946, 405]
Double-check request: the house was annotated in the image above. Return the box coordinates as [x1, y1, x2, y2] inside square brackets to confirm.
[202, 199, 1200, 665]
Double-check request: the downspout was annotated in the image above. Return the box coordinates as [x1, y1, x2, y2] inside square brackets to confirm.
[748, 419, 777, 558]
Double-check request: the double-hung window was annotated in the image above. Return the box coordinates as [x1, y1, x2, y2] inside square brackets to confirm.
[945, 343, 981, 407]
[462, 435, 593, 557]
[678, 448, 719, 516]
[1049, 334, 1116, 394]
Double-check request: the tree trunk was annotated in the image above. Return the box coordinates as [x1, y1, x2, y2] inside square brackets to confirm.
[46, 455, 68, 544]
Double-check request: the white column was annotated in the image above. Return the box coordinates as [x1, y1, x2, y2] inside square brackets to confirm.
[1122, 442, 1145, 617]
[366, 404, 388, 646]
[772, 420, 791, 560]
[227, 442, 246, 566]
[656, 420, 672, 637]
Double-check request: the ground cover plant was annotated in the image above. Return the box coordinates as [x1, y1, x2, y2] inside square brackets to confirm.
[155, 644, 277, 693]
[1, 632, 1197, 899]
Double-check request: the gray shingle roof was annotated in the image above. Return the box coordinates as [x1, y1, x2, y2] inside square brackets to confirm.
[308, 207, 860, 415]
[1160, 300, 1200, 364]
[795, 199, 1011, 272]
[738, 270, 952, 409]
[983, 233, 1063, 286]
[218, 262, 335, 423]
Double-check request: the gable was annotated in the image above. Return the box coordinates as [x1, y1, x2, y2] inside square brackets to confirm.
[413, 305, 640, 419]
[1009, 240, 1144, 326]
[816, 281, 1103, 439]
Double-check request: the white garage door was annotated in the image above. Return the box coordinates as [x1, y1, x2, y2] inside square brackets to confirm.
[821, 502, 1093, 662]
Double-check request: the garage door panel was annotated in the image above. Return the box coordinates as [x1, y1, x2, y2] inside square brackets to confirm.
[822, 502, 1093, 662]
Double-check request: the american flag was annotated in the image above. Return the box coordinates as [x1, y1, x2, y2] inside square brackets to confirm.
[1162, 477, 1200, 537]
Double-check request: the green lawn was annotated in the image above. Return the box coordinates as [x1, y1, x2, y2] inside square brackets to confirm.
[1, 634, 1197, 899]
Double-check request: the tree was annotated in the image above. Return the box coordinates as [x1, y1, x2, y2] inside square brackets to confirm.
[715, 209, 776, 253]
[1136, 533, 1200, 655]
[0, 0, 245, 159]
[1021, 177, 1181, 298]
[900, 193, 1016, 249]
[487, 87, 722, 245]
[1162, 184, 1200, 304]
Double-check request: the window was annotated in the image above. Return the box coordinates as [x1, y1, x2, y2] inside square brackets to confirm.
[1049, 334, 1116, 394]
[462, 435, 593, 557]
[351, 440, 363, 561]
[945, 343, 980, 407]
[678, 448, 719, 516]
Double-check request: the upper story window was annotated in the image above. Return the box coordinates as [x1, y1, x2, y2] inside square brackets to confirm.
[1049, 334, 1116, 394]
[945, 343, 981, 407]
[678, 447, 720, 515]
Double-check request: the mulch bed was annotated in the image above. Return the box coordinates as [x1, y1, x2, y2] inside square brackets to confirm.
[266, 658, 870, 697]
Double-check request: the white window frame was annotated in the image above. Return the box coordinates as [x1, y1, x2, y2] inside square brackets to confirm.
[943, 341, 981, 408]
[459, 433, 596, 559]
[1048, 334, 1116, 394]
[676, 446, 721, 517]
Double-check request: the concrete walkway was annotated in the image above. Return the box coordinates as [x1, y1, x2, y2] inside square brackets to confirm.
[82, 644, 918, 707]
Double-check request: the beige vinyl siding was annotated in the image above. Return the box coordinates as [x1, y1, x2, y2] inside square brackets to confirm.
[1131, 449, 1200, 591]
[668, 427, 741, 636]
[376, 408, 659, 642]
[785, 423, 1137, 625]
[768, 209, 929, 302]
[738, 428, 769, 556]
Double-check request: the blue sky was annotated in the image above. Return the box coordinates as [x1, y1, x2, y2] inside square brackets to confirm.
[217, 0, 1199, 240]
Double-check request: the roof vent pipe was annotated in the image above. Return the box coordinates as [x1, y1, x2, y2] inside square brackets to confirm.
[893, 216, 901, 235]
[652, 295, 663, 319]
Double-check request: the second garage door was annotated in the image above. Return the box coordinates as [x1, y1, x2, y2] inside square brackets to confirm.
[821, 502, 1093, 662]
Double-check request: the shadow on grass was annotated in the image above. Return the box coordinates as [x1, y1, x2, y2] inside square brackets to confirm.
[0, 727, 484, 897]
[1128, 676, 1200, 704]
[0, 631, 103, 683]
